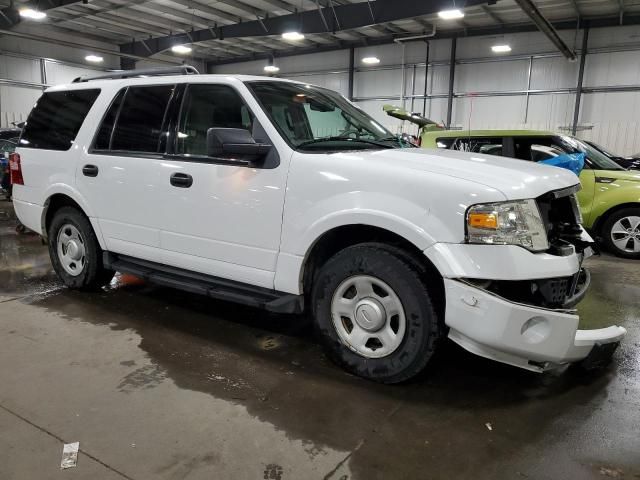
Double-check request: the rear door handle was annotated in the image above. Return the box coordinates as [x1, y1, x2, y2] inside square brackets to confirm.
[82, 164, 99, 177]
[170, 172, 193, 188]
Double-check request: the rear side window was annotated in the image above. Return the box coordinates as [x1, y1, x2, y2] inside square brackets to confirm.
[447, 137, 504, 155]
[110, 85, 175, 153]
[20, 89, 100, 151]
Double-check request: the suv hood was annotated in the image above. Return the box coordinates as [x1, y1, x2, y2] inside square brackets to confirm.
[363, 148, 580, 199]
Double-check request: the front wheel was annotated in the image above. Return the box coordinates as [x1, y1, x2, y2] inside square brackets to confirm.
[48, 206, 114, 289]
[601, 208, 640, 259]
[312, 244, 443, 384]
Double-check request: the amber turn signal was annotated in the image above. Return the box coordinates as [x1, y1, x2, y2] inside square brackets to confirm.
[468, 212, 498, 229]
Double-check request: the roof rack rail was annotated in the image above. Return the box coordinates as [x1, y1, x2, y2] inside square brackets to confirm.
[72, 65, 200, 83]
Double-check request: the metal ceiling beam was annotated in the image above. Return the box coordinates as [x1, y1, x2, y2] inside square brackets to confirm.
[481, 5, 504, 25]
[205, 14, 640, 67]
[512, 0, 577, 60]
[120, 0, 491, 58]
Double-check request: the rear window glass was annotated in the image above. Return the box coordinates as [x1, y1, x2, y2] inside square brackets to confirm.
[110, 85, 175, 153]
[20, 89, 100, 151]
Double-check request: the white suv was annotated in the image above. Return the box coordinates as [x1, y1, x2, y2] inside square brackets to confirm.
[10, 66, 625, 383]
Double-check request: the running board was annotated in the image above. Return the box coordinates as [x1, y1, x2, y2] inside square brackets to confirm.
[103, 253, 304, 314]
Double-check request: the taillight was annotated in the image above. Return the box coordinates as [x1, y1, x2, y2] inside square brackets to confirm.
[9, 152, 24, 185]
[417, 136, 422, 147]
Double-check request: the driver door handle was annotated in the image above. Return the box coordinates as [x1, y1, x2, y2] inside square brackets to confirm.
[170, 172, 193, 188]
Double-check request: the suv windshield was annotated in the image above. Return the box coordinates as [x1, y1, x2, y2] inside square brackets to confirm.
[247, 81, 400, 151]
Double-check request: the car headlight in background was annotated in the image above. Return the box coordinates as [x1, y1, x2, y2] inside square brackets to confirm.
[466, 199, 549, 251]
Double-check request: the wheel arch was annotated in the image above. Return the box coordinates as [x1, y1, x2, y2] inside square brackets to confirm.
[42, 193, 106, 249]
[299, 224, 445, 318]
[591, 202, 640, 237]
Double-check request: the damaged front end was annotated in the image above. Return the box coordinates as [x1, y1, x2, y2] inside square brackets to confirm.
[442, 186, 626, 372]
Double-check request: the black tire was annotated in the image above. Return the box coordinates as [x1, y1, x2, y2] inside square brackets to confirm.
[48, 206, 114, 290]
[601, 207, 640, 259]
[311, 243, 443, 384]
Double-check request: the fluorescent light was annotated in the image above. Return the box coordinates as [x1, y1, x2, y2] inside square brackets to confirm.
[171, 45, 192, 54]
[264, 65, 280, 73]
[85, 55, 104, 63]
[362, 56, 380, 65]
[282, 31, 305, 41]
[19, 8, 47, 20]
[491, 44, 512, 53]
[438, 9, 464, 20]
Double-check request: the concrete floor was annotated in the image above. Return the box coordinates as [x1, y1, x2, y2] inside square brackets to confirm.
[0, 199, 639, 480]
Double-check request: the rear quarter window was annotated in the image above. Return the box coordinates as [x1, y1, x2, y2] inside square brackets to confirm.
[20, 89, 100, 151]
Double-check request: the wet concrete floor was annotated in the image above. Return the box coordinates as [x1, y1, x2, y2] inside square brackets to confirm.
[0, 198, 638, 479]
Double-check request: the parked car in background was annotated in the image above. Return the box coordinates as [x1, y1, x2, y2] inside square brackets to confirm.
[0, 127, 22, 142]
[584, 140, 640, 171]
[11, 69, 625, 381]
[422, 130, 640, 259]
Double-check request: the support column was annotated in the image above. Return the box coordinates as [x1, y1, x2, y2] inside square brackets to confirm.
[446, 37, 457, 128]
[347, 47, 354, 101]
[572, 26, 589, 135]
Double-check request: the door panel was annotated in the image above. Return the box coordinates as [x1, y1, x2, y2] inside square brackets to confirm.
[157, 83, 288, 287]
[76, 84, 177, 262]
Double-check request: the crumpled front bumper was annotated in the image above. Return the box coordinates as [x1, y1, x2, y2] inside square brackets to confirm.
[443, 278, 626, 372]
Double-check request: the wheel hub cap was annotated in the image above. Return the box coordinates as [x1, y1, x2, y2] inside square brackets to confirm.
[330, 275, 406, 359]
[67, 240, 82, 260]
[355, 298, 386, 332]
[56, 224, 86, 277]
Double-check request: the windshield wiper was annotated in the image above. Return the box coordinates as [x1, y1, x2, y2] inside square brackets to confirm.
[297, 136, 396, 149]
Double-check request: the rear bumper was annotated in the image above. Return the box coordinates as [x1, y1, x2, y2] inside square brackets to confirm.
[12, 198, 43, 235]
[444, 278, 626, 371]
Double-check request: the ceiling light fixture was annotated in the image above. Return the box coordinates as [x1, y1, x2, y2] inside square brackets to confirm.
[491, 44, 512, 53]
[19, 8, 47, 20]
[171, 45, 192, 54]
[282, 31, 305, 41]
[85, 54, 104, 63]
[362, 56, 380, 65]
[438, 9, 464, 20]
[264, 65, 280, 73]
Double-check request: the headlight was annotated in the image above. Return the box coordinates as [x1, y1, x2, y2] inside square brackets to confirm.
[466, 199, 549, 251]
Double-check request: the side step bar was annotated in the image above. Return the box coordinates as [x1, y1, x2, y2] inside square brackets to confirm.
[103, 253, 304, 314]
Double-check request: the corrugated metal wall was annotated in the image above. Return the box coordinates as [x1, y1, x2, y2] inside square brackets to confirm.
[212, 25, 640, 156]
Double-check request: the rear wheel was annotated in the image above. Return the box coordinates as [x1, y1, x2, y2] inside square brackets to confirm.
[601, 207, 640, 259]
[311, 244, 443, 383]
[48, 206, 114, 289]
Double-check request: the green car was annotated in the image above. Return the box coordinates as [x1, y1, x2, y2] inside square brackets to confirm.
[417, 129, 640, 259]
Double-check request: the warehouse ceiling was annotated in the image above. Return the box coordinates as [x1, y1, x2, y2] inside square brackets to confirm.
[0, 0, 638, 65]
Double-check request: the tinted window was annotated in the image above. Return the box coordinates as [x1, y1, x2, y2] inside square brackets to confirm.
[176, 84, 253, 156]
[20, 89, 100, 151]
[111, 85, 174, 153]
[94, 89, 125, 150]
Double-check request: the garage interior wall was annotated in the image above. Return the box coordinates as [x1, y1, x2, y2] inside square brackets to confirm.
[0, 26, 120, 127]
[210, 25, 640, 156]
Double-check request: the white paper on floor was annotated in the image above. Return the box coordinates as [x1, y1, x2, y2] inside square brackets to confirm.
[60, 442, 79, 469]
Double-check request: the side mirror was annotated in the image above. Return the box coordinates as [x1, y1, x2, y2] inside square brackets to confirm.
[206, 128, 272, 164]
